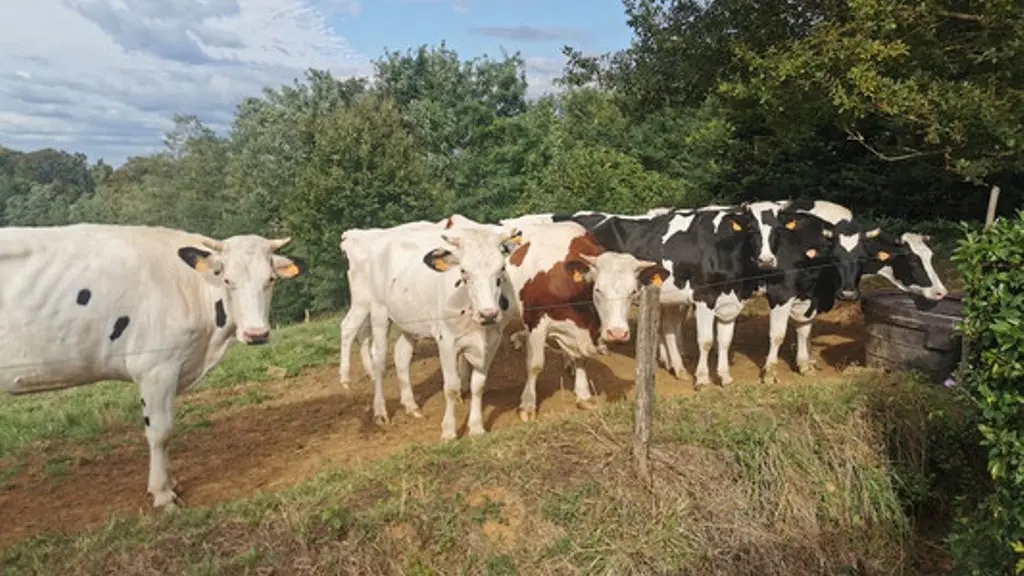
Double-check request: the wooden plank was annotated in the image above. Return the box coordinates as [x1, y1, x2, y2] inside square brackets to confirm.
[633, 282, 660, 486]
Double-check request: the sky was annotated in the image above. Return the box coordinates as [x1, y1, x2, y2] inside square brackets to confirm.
[0, 0, 635, 167]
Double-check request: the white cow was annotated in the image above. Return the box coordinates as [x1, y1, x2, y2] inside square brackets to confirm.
[0, 224, 305, 509]
[361, 222, 521, 440]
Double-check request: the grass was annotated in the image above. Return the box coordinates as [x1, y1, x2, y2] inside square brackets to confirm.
[0, 315, 342, 463]
[0, 371, 981, 576]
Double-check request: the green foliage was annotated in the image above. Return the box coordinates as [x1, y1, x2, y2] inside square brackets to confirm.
[949, 211, 1024, 574]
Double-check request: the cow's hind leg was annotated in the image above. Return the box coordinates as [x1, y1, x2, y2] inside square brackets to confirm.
[660, 305, 687, 379]
[339, 302, 370, 388]
[393, 333, 423, 418]
[369, 302, 392, 425]
[140, 368, 184, 510]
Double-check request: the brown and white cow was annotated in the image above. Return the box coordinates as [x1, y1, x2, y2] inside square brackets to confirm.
[504, 220, 669, 421]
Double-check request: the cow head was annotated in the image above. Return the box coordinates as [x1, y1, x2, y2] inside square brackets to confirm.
[740, 200, 792, 270]
[775, 210, 837, 272]
[862, 231, 948, 302]
[178, 235, 306, 345]
[566, 253, 670, 343]
[422, 228, 519, 325]
[830, 220, 871, 301]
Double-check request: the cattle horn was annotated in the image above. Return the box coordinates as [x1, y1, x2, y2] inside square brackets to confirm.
[201, 238, 225, 252]
[267, 237, 291, 252]
[865, 228, 881, 239]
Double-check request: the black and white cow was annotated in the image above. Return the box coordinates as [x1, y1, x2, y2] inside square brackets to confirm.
[506, 203, 786, 387]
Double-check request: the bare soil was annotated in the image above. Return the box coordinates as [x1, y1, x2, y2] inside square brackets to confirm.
[0, 302, 866, 548]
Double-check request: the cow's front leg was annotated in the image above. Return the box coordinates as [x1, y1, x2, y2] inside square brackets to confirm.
[791, 301, 818, 375]
[140, 368, 183, 510]
[693, 302, 715, 388]
[458, 354, 471, 404]
[393, 333, 423, 418]
[715, 319, 736, 386]
[570, 358, 596, 410]
[437, 340, 462, 441]
[519, 326, 547, 422]
[762, 299, 793, 384]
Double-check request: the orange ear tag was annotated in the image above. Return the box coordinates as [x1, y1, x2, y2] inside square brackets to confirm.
[651, 275, 664, 287]
[572, 270, 584, 282]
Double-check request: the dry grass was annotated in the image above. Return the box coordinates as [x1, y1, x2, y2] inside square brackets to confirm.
[0, 370, 972, 576]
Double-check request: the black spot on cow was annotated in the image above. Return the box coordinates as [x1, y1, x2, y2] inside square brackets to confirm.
[144, 416, 150, 427]
[214, 299, 227, 328]
[455, 279, 464, 288]
[109, 316, 130, 341]
[499, 294, 510, 311]
[76, 289, 91, 306]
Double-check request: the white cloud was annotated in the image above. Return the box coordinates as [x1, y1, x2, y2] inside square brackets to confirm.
[524, 55, 566, 100]
[0, 0, 372, 165]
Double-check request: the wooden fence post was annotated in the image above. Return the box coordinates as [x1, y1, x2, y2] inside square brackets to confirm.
[633, 282, 661, 485]
[985, 185, 1001, 230]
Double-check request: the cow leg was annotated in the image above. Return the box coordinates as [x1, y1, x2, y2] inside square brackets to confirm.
[571, 358, 596, 410]
[358, 322, 374, 382]
[467, 364, 488, 437]
[519, 326, 548, 422]
[659, 305, 686, 379]
[791, 300, 818, 375]
[369, 304, 391, 425]
[715, 320, 736, 386]
[693, 302, 715, 388]
[339, 303, 370, 388]
[458, 354, 471, 401]
[140, 370, 183, 510]
[438, 341, 462, 441]
[393, 333, 423, 418]
[763, 299, 794, 384]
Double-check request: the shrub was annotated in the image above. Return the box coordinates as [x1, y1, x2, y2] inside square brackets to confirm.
[950, 210, 1024, 575]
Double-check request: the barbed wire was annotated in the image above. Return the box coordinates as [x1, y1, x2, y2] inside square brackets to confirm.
[0, 250, 941, 374]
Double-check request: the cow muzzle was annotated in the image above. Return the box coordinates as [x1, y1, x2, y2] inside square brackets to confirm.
[604, 327, 630, 343]
[242, 328, 270, 345]
[476, 308, 501, 325]
[839, 289, 860, 301]
[756, 255, 777, 270]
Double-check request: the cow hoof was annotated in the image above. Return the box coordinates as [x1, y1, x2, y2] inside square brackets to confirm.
[719, 375, 734, 387]
[518, 408, 536, 423]
[373, 413, 390, 426]
[695, 374, 712, 388]
[405, 407, 424, 419]
[798, 361, 818, 376]
[152, 489, 184, 510]
[576, 397, 598, 411]
[440, 430, 457, 442]
[761, 369, 779, 385]
[468, 426, 486, 437]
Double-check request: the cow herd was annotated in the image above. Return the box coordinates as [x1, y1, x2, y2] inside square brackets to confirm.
[0, 199, 947, 510]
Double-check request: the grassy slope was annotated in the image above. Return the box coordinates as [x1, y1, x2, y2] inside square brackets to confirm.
[0, 316, 341, 465]
[1, 370, 974, 576]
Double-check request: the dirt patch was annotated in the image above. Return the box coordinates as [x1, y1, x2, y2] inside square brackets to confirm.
[0, 302, 867, 549]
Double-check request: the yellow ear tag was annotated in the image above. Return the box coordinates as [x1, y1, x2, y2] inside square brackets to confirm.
[434, 258, 448, 271]
[651, 274, 664, 287]
[877, 250, 890, 262]
[731, 221, 742, 231]
[785, 220, 797, 230]
[194, 259, 210, 273]
[279, 263, 300, 278]
[805, 248, 817, 259]
[572, 270, 584, 283]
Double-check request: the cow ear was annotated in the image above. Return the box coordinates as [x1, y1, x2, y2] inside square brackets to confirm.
[500, 231, 522, 256]
[423, 248, 458, 272]
[638, 263, 670, 287]
[272, 254, 305, 279]
[178, 246, 220, 274]
[564, 259, 591, 283]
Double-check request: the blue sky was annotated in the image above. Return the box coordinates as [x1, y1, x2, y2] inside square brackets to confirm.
[0, 0, 634, 166]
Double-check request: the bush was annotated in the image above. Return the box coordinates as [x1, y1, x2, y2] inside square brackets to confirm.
[950, 211, 1024, 575]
